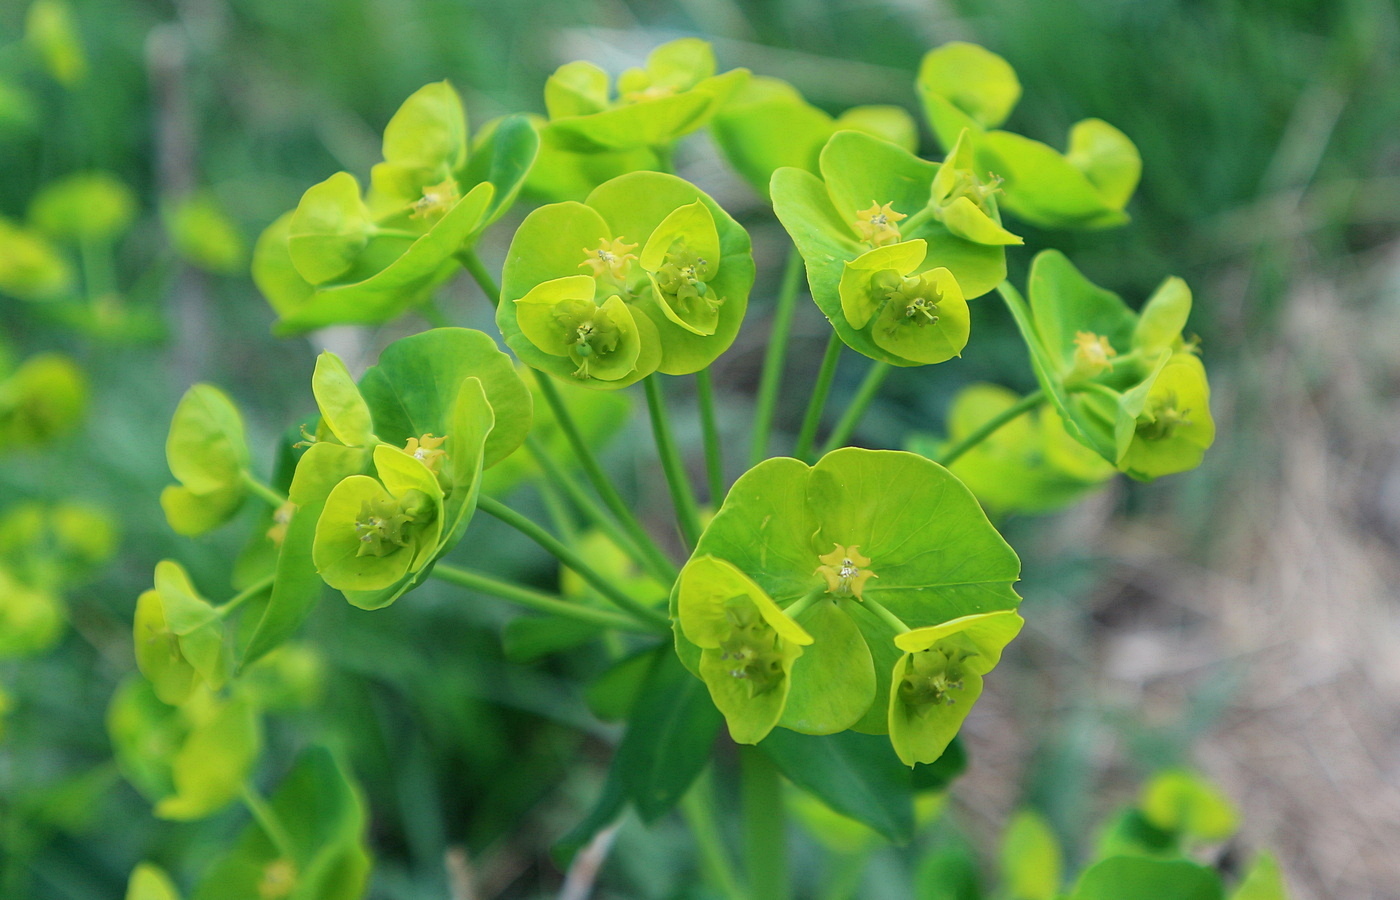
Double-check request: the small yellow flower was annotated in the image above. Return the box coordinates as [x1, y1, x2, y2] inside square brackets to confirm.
[815, 544, 878, 600]
[402, 433, 448, 474]
[854, 202, 906, 248]
[1068, 331, 1116, 383]
[266, 499, 298, 546]
[579, 237, 639, 281]
[410, 178, 461, 222]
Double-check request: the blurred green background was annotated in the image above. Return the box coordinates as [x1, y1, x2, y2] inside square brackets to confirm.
[2, 0, 1398, 897]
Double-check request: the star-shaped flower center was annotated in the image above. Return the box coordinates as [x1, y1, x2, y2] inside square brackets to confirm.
[815, 543, 878, 600]
[579, 236, 639, 282]
[854, 202, 906, 248]
[1072, 331, 1117, 377]
[410, 178, 461, 221]
[402, 433, 448, 475]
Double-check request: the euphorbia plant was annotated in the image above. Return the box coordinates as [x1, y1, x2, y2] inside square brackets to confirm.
[117, 37, 1252, 900]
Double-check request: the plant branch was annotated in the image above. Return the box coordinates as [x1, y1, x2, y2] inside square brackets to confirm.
[750, 248, 805, 465]
[239, 470, 287, 507]
[242, 783, 298, 864]
[740, 747, 789, 900]
[217, 573, 275, 618]
[793, 333, 843, 463]
[532, 372, 678, 581]
[820, 361, 891, 455]
[477, 495, 670, 629]
[695, 369, 726, 506]
[458, 247, 501, 308]
[935, 389, 1045, 467]
[644, 376, 703, 549]
[432, 563, 660, 634]
[681, 770, 746, 900]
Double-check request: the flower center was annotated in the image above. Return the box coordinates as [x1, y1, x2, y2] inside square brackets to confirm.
[402, 433, 448, 474]
[815, 543, 877, 600]
[410, 178, 460, 221]
[1137, 391, 1192, 441]
[854, 201, 906, 248]
[717, 598, 787, 697]
[898, 646, 968, 716]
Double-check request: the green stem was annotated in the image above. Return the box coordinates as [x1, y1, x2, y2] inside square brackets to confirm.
[644, 376, 703, 549]
[820, 361, 891, 455]
[680, 770, 746, 900]
[782, 586, 826, 620]
[740, 747, 789, 900]
[750, 249, 804, 466]
[432, 563, 660, 634]
[695, 369, 725, 505]
[240, 470, 287, 507]
[78, 233, 118, 307]
[534, 473, 577, 545]
[218, 573, 275, 618]
[525, 437, 676, 584]
[458, 247, 501, 308]
[935, 389, 1045, 467]
[533, 372, 678, 580]
[793, 333, 843, 463]
[418, 298, 451, 328]
[242, 784, 298, 863]
[477, 495, 669, 629]
[859, 594, 911, 634]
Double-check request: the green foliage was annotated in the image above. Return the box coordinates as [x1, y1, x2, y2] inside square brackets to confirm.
[1000, 809, 1063, 900]
[24, 0, 87, 87]
[163, 191, 247, 273]
[0, 353, 87, 449]
[675, 448, 1020, 762]
[917, 42, 1140, 229]
[499, 171, 753, 383]
[1139, 769, 1240, 843]
[29, 172, 137, 243]
[160, 384, 249, 536]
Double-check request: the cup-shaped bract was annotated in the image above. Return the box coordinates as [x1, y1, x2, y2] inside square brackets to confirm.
[930, 130, 1022, 246]
[125, 863, 180, 900]
[160, 383, 249, 537]
[313, 446, 445, 594]
[311, 351, 378, 448]
[0, 353, 87, 449]
[0, 566, 64, 658]
[543, 38, 749, 155]
[1001, 250, 1214, 481]
[133, 560, 229, 706]
[888, 610, 1023, 766]
[917, 42, 1140, 230]
[107, 678, 262, 822]
[911, 383, 1115, 516]
[254, 82, 539, 334]
[1115, 353, 1215, 481]
[164, 191, 246, 274]
[673, 449, 1021, 758]
[710, 75, 918, 201]
[0, 217, 73, 302]
[773, 131, 1008, 366]
[839, 243, 970, 365]
[29, 171, 138, 243]
[678, 555, 813, 744]
[500, 171, 753, 384]
[191, 747, 370, 900]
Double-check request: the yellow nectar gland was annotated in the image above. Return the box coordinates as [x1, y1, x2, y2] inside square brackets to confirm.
[402, 433, 448, 474]
[815, 544, 877, 601]
[580, 237, 638, 282]
[854, 202, 906, 248]
[265, 499, 298, 546]
[899, 647, 966, 714]
[258, 858, 298, 900]
[410, 178, 461, 221]
[1072, 331, 1117, 377]
[1138, 390, 1192, 441]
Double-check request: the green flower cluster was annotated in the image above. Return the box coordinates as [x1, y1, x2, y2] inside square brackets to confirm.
[499, 171, 754, 386]
[673, 449, 1022, 766]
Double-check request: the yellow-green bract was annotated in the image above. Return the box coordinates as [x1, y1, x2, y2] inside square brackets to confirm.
[918, 42, 1140, 230]
[133, 560, 229, 705]
[499, 171, 753, 385]
[160, 383, 249, 536]
[0, 353, 87, 450]
[672, 448, 1021, 765]
[908, 383, 1114, 516]
[772, 130, 1011, 366]
[1001, 250, 1215, 480]
[253, 81, 538, 334]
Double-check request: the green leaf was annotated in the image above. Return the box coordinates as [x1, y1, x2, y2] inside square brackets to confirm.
[287, 172, 373, 285]
[0, 218, 73, 301]
[107, 677, 182, 802]
[916, 42, 1021, 146]
[981, 130, 1130, 230]
[192, 747, 370, 900]
[1133, 276, 1192, 359]
[240, 442, 370, 668]
[916, 843, 983, 900]
[382, 81, 468, 175]
[155, 696, 262, 821]
[781, 597, 876, 735]
[1029, 250, 1136, 371]
[463, 114, 540, 228]
[545, 61, 610, 118]
[311, 352, 377, 447]
[1114, 353, 1214, 480]
[29, 171, 137, 242]
[1071, 857, 1223, 900]
[1000, 809, 1063, 900]
[165, 383, 249, 497]
[269, 181, 493, 334]
[710, 76, 835, 198]
[25, 0, 87, 86]
[1139, 769, 1239, 843]
[1067, 119, 1141, 212]
[759, 729, 915, 844]
[0, 566, 64, 658]
[126, 862, 182, 900]
[584, 647, 657, 720]
[1232, 854, 1288, 900]
[358, 327, 530, 471]
[834, 105, 919, 154]
[616, 650, 722, 822]
[164, 191, 246, 274]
